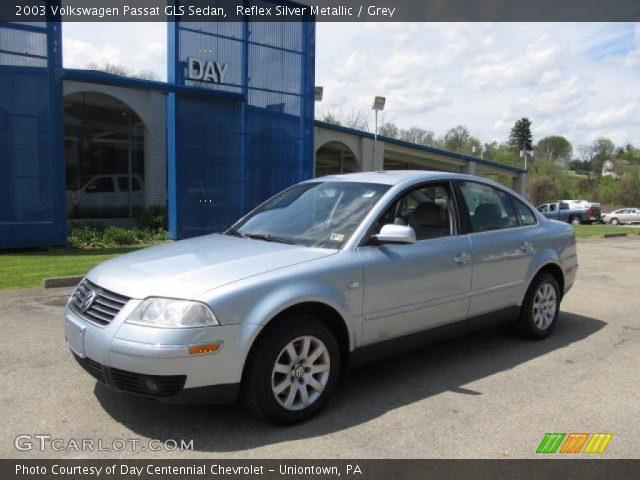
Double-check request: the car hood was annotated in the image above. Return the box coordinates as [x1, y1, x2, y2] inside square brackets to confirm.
[87, 234, 337, 299]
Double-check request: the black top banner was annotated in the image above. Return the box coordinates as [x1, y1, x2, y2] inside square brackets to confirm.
[2, 0, 640, 22]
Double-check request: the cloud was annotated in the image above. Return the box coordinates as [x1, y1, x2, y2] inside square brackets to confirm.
[61, 22, 639, 147]
[576, 100, 640, 130]
[63, 38, 122, 68]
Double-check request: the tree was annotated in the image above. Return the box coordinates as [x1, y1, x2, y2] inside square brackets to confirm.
[316, 107, 368, 131]
[319, 110, 341, 126]
[86, 62, 159, 81]
[526, 176, 562, 206]
[535, 136, 573, 165]
[590, 137, 615, 178]
[441, 125, 480, 154]
[508, 117, 533, 152]
[400, 127, 435, 146]
[378, 122, 399, 138]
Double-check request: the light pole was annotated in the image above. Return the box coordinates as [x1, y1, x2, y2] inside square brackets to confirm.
[372, 96, 386, 165]
[520, 149, 533, 170]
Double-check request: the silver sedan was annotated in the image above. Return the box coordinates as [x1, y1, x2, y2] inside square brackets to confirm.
[65, 172, 578, 423]
[601, 208, 640, 225]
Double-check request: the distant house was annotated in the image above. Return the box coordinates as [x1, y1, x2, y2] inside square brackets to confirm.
[602, 159, 632, 178]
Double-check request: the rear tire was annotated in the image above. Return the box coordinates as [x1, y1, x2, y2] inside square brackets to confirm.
[242, 314, 341, 424]
[610, 218, 619, 225]
[570, 216, 581, 225]
[516, 273, 561, 340]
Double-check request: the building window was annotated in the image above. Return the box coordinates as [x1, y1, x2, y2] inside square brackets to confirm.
[64, 92, 145, 220]
[315, 142, 357, 177]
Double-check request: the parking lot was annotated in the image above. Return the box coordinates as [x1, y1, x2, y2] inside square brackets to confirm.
[1, 237, 639, 459]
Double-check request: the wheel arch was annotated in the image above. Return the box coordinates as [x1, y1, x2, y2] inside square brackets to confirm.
[530, 262, 565, 301]
[240, 300, 352, 385]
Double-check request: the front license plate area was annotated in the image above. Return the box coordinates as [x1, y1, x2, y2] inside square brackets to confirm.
[65, 317, 86, 358]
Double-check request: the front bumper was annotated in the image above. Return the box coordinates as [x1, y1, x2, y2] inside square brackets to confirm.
[72, 353, 239, 403]
[65, 303, 261, 404]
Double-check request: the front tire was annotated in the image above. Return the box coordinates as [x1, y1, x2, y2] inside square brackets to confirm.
[516, 273, 561, 339]
[242, 314, 341, 424]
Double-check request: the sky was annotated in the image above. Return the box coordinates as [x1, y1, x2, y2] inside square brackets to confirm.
[62, 22, 640, 148]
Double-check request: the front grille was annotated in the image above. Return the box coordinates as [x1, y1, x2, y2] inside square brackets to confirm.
[73, 354, 186, 398]
[69, 279, 130, 326]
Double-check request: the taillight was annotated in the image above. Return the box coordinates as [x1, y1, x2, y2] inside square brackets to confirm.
[586, 208, 593, 216]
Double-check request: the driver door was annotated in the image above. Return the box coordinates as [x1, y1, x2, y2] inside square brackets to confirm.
[357, 182, 472, 346]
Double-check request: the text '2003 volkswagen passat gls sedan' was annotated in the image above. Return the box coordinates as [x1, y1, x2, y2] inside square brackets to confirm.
[65, 172, 578, 423]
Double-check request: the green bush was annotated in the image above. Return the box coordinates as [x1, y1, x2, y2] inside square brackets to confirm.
[135, 205, 168, 232]
[68, 224, 167, 248]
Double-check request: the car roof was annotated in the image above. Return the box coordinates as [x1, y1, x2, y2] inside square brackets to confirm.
[307, 170, 470, 186]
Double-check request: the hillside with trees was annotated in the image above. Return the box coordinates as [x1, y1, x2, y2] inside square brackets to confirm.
[317, 109, 640, 208]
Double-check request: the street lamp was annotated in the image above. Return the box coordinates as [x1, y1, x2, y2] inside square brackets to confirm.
[372, 96, 386, 162]
[520, 149, 533, 170]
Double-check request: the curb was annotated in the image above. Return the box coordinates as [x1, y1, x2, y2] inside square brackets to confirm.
[43, 275, 83, 289]
[602, 233, 628, 238]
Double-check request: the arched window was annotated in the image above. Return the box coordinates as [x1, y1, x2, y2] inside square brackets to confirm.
[315, 141, 357, 177]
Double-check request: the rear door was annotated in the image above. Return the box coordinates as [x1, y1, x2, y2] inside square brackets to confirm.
[456, 180, 537, 319]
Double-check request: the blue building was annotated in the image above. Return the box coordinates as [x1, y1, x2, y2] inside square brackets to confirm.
[0, 7, 315, 248]
[0, 7, 525, 250]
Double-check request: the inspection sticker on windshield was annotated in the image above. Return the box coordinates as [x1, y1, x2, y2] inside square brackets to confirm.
[362, 190, 376, 198]
[330, 233, 345, 242]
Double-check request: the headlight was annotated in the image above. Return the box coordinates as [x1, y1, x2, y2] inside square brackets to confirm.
[125, 298, 219, 328]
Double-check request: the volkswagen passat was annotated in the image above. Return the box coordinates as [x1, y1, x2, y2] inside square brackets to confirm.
[65, 172, 578, 423]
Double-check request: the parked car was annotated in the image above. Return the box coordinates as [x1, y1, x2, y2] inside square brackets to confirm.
[66, 174, 144, 217]
[65, 172, 578, 423]
[601, 208, 640, 225]
[537, 201, 601, 225]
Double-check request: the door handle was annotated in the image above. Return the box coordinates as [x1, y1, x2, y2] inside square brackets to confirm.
[454, 252, 471, 265]
[519, 241, 533, 253]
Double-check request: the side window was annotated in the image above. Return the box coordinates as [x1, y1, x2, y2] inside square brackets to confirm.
[118, 176, 141, 192]
[512, 197, 537, 226]
[86, 177, 114, 194]
[458, 181, 518, 232]
[117, 177, 128, 192]
[372, 183, 454, 241]
[549, 204, 557, 211]
[559, 202, 570, 211]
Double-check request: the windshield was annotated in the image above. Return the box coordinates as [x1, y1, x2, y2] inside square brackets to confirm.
[228, 181, 390, 248]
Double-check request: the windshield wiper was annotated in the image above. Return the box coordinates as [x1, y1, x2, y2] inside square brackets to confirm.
[243, 233, 297, 245]
[225, 228, 246, 238]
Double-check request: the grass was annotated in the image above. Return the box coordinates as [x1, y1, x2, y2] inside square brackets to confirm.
[0, 225, 635, 292]
[573, 224, 638, 239]
[0, 247, 142, 292]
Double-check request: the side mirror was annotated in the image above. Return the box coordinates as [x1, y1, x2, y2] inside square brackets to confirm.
[373, 224, 416, 244]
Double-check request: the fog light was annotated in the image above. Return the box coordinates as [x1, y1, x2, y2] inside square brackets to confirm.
[144, 378, 159, 392]
[188, 343, 221, 355]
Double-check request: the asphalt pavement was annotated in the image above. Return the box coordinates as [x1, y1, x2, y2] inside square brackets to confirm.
[1, 237, 638, 458]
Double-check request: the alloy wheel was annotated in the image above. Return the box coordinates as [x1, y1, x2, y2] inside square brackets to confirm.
[532, 283, 557, 330]
[271, 336, 330, 411]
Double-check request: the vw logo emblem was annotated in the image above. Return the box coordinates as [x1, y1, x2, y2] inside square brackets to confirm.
[293, 366, 305, 378]
[81, 290, 97, 312]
